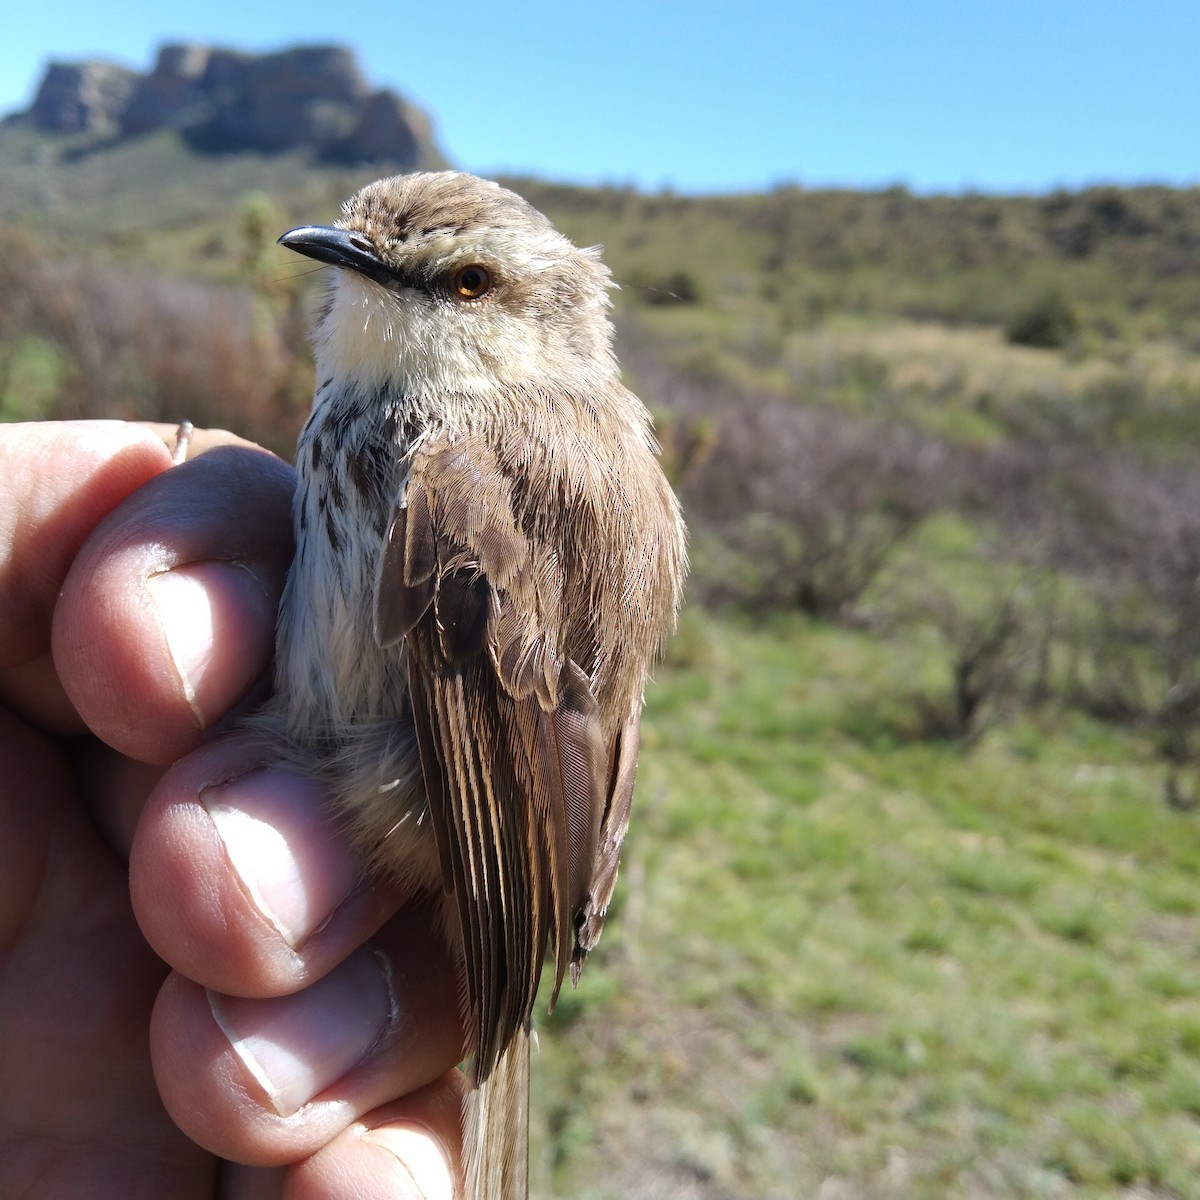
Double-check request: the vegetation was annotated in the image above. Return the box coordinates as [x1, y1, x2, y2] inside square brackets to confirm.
[532, 610, 1200, 1198]
[2, 124, 1199, 1197]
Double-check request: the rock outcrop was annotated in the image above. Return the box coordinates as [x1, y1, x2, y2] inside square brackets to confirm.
[27, 60, 140, 136]
[11, 43, 445, 166]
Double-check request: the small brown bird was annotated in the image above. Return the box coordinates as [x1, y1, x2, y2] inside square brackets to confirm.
[273, 172, 686, 1197]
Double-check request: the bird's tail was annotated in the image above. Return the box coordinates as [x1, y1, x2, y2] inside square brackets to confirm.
[462, 1026, 530, 1199]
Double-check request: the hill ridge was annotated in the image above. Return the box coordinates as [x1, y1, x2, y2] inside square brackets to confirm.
[3, 41, 445, 168]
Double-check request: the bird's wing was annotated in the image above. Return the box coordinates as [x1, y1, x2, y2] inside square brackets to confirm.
[375, 435, 610, 1082]
[572, 711, 640, 984]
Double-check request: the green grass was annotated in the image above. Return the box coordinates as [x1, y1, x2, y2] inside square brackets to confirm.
[530, 610, 1200, 1198]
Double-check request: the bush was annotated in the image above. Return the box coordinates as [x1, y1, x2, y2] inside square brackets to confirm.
[628, 345, 949, 618]
[1006, 288, 1080, 349]
[0, 232, 312, 455]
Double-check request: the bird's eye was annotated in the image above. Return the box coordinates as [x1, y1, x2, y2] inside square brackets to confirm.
[452, 264, 492, 299]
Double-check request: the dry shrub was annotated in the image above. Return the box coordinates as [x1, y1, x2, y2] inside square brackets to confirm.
[1055, 452, 1200, 752]
[915, 575, 1048, 743]
[1, 233, 312, 456]
[960, 434, 1200, 760]
[628, 346, 948, 618]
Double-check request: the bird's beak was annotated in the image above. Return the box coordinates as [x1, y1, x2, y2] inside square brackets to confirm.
[278, 225, 398, 287]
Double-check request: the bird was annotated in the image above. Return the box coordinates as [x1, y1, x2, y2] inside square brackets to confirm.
[272, 171, 687, 1197]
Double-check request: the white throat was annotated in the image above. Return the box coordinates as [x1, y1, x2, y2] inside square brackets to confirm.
[315, 273, 544, 401]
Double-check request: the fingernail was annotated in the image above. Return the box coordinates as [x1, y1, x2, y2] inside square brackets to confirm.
[201, 770, 360, 948]
[208, 948, 396, 1117]
[364, 1124, 457, 1200]
[148, 561, 275, 727]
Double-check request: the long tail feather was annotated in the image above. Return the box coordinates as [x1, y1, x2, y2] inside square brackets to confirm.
[463, 1026, 530, 1199]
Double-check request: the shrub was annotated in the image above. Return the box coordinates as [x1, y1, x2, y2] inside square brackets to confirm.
[0, 235, 312, 455]
[628, 345, 949, 618]
[1006, 288, 1079, 349]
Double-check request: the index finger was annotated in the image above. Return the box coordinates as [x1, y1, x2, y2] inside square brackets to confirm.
[0, 421, 174, 671]
[54, 438, 295, 763]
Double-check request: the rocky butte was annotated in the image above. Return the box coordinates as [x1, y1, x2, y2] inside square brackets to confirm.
[7, 42, 446, 167]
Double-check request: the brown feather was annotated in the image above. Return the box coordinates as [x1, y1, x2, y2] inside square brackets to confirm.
[464, 1025, 530, 1199]
[389, 444, 598, 1079]
[574, 715, 642, 982]
[375, 496, 435, 648]
[380, 409, 682, 1095]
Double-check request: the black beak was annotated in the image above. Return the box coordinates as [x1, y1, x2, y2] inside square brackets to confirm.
[277, 226, 398, 287]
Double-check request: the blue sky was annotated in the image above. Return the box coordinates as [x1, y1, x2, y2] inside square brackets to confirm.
[1, 1, 1196, 195]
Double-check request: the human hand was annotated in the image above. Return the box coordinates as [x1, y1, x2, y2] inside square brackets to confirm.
[0, 421, 464, 1200]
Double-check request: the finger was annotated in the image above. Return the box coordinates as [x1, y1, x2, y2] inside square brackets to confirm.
[281, 1076, 464, 1200]
[54, 441, 294, 764]
[0, 421, 173, 732]
[149, 907, 464, 1166]
[131, 733, 409, 997]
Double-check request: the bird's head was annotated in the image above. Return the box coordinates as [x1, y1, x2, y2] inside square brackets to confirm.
[279, 172, 618, 405]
